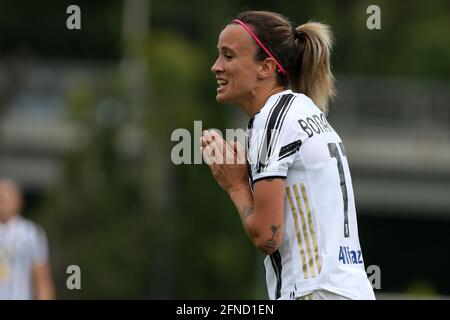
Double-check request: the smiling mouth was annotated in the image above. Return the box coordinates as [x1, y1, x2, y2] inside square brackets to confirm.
[217, 79, 228, 91]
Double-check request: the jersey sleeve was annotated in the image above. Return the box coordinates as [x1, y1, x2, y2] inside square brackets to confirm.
[247, 101, 308, 184]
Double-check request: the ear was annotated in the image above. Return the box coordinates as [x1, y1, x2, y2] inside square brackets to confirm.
[257, 58, 278, 79]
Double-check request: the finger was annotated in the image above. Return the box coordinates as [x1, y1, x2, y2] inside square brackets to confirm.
[228, 140, 245, 164]
[200, 135, 206, 148]
[228, 140, 235, 153]
[208, 131, 227, 164]
[204, 130, 231, 164]
[202, 143, 214, 165]
[208, 130, 223, 141]
[209, 140, 225, 164]
[203, 130, 217, 145]
[234, 140, 246, 164]
[227, 141, 238, 164]
[215, 132, 235, 164]
[206, 143, 223, 166]
[200, 135, 209, 148]
[202, 130, 211, 145]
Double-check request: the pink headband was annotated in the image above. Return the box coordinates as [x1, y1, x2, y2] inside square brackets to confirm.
[233, 19, 289, 77]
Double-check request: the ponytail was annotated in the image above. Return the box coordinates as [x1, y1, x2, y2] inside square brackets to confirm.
[292, 22, 335, 114]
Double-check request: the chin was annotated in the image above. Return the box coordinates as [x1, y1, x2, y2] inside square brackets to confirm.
[216, 93, 229, 104]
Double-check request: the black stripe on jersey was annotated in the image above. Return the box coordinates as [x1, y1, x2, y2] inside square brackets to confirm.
[247, 163, 254, 190]
[262, 96, 282, 136]
[246, 115, 256, 188]
[256, 96, 282, 172]
[247, 113, 257, 130]
[257, 94, 294, 173]
[266, 94, 294, 159]
[339, 142, 346, 156]
[270, 250, 283, 299]
[278, 139, 302, 161]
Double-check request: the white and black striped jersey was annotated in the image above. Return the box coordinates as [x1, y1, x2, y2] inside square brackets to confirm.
[246, 89, 375, 300]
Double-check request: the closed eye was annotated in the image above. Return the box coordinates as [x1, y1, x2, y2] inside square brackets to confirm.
[218, 46, 235, 61]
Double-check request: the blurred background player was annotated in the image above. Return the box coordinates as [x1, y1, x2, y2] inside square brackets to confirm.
[0, 178, 55, 300]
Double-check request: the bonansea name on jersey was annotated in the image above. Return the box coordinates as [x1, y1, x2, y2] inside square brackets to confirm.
[298, 112, 334, 137]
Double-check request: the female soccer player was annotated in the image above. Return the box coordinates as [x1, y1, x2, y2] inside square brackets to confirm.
[201, 11, 375, 300]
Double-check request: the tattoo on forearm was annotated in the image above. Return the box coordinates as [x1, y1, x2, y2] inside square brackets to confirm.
[240, 206, 254, 224]
[265, 225, 281, 249]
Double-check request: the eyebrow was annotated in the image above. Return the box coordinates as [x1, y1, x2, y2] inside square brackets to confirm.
[217, 45, 235, 53]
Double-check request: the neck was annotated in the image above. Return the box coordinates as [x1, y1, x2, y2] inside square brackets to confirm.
[241, 85, 286, 117]
[0, 214, 15, 224]
[0, 217, 10, 224]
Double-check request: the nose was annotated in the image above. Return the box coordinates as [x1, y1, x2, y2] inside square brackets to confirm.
[211, 56, 223, 74]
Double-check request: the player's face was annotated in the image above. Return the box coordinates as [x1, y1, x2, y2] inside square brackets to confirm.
[211, 24, 260, 105]
[0, 181, 21, 222]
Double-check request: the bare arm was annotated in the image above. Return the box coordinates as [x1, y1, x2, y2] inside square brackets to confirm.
[201, 130, 285, 255]
[32, 262, 55, 300]
[228, 178, 285, 255]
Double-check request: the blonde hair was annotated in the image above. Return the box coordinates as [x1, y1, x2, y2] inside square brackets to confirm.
[293, 22, 336, 114]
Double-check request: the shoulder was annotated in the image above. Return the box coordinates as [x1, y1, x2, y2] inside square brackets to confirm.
[16, 217, 45, 239]
[287, 93, 319, 119]
[253, 92, 293, 130]
[253, 92, 316, 130]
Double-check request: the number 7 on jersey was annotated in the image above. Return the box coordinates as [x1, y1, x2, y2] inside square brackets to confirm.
[328, 142, 350, 238]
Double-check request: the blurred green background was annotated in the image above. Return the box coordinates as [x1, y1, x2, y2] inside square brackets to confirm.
[0, 0, 449, 299]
